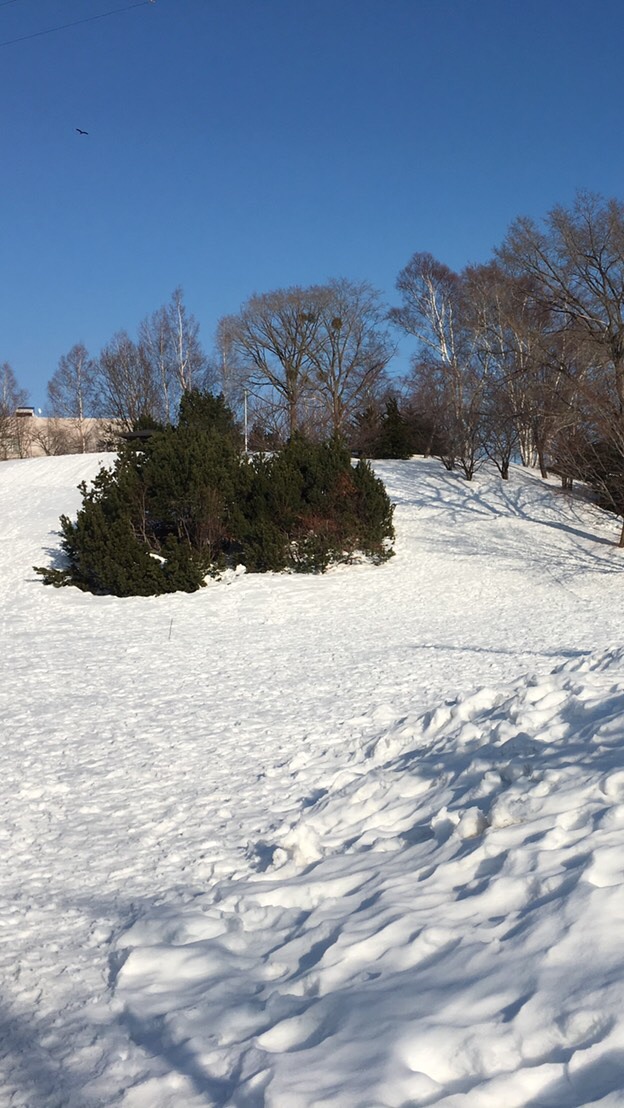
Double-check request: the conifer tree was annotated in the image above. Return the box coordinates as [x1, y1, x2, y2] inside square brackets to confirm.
[376, 398, 414, 459]
[35, 393, 394, 595]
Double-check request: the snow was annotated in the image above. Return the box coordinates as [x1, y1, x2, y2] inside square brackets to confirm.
[2, 453, 624, 1106]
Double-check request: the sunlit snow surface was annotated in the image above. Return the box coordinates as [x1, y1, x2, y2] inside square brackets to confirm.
[2, 454, 624, 1107]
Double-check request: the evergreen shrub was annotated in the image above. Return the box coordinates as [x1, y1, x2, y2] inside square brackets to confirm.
[35, 392, 395, 596]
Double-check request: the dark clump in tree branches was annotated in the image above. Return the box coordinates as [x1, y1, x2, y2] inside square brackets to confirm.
[34, 391, 394, 596]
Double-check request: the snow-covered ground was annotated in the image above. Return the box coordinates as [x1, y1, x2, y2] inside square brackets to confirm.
[2, 453, 624, 1107]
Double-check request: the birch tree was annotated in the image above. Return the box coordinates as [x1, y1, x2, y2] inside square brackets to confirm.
[47, 343, 98, 452]
[389, 253, 486, 477]
[139, 288, 209, 423]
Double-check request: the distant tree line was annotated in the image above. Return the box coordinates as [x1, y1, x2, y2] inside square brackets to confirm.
[7, 190, 624, 539]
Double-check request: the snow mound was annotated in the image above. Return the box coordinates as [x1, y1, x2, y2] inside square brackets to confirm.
[113, 647, 624, 1107]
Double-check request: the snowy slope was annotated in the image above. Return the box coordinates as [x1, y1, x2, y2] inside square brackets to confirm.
[1, 454, 624, 1107]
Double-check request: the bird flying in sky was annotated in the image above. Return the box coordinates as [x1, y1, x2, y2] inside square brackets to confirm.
[76, 128, 88, 135]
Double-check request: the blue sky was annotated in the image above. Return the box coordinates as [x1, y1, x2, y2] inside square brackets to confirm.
[3, 0, 624, 405]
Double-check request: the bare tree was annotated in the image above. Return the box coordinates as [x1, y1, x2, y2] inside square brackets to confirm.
[0, 363, 28, 459]
[47, 343, 98, 452]
[220, 286, 324, 437]
[479, 378, 520, 480]
[30, 418, 77, 456]
[497, 191, 624, 541]
[461, 262, 582, 478]
[394, 256, 583, 482]
[93, 331, 160, 430]
[167, 287, 208, 394]
[308, 279, 394, 436]
[214, 315, 250, 424]
[498, 191, 624, 414]
[138, 307, 174, 424]
[390, 253, 487, 478]
[389, 252, 464, 361]
[549, 361, 624, 542]
[461, 263, 532, 459]
[218, 281, 392, 441]
[139, 288, 209, 424]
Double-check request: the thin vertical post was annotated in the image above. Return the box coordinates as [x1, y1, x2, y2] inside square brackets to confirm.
[244, 388, 249, 454]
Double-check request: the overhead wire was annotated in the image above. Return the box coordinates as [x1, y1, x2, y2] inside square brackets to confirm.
[0, 1, 153, 48]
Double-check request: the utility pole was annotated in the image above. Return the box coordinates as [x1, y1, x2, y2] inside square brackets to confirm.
[244, 388, 249, 454]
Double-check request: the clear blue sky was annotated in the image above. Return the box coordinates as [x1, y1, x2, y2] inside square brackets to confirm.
[3, 0, 624, 405]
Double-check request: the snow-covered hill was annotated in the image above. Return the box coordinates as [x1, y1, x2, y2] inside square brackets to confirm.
[2, 454, 624, 1107]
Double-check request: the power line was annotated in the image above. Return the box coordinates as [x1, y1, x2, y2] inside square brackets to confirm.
[0, 1, 154, 48]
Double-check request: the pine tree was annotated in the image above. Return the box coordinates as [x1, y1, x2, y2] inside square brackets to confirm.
[35, 394, 394, 595]
[376, 398, 414, 459]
